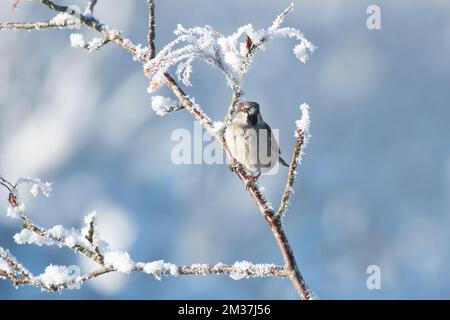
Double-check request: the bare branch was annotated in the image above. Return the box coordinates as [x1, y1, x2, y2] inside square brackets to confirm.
[275, 125, 308, 219]
[147, 0, 156, 59]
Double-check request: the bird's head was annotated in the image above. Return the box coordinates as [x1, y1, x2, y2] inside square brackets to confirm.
[235, 101, 262, 127]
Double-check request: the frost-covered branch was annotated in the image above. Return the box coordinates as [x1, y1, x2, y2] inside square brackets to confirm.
[150, 95, 184, 117]
[0, 177, 288, 291]
[275, 103, 311, 219]
[0, 247, 33, 286]
[164, 63, 313, 301]
[0, 0, 316, 299]
[36, 0, 146, 59]
[70, 33, 110, 52]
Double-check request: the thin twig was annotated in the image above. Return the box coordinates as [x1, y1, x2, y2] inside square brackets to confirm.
[275, 128, 306, 219]
[0, 248, 32, 279]
[164, 73, 311, 299]
[147, 0, 156, 59]
[0, 19, 77, 30]
[39, 0, 140, 57]
[224, 84, 242, 127]
[0, 270, 32, 286]
[1, 177, 13, 192]
[1, 260, 287, 292]
[21, 216, 105, 265]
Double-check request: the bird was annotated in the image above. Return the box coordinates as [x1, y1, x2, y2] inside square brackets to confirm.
[224, 101, 289, 187]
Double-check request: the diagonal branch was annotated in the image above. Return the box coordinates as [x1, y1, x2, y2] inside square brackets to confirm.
[224, 84, 243, 127]
[164, 73, 312, 300]
[0, 0, 314, 300]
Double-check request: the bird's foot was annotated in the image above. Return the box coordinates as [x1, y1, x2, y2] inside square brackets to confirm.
[244, 172, 261, 190]
[229, 159, 239, 172]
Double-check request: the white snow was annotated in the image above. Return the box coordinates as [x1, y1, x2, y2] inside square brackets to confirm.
[50, 12, 79, 29]
[189, 263, 209, 275]
[6, 202, 25, 219]
[70, 35, 107, 52]
[14, 229, 55, 246]
[87, 37, 103, 51]
[224, 51, 243, 72]
[175, 59, 194, 86]
[0, 258, 13, 274]
[293, 42, 308, 64]
[295, 103, 311, 140]
[84, 211, 97, 226]
[29, 184, 39, 197]
[70, 33, 86, 49]
[82, 211, 98, 237]
[212, 121, 225, 133]
[51, 13, 72, 25]
[38, 264, 78, 287]
[139, 260, 179, 280]
[133, 44, 149, 62]
[269, 1, 295, 32]
[104, 251, 134, 274]
[229, 261, 279, 280]
[13, 211, 104, 251]
[151, 96, 178, 117]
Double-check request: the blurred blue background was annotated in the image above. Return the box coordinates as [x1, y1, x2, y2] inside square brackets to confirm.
[1, 0, 450, 299]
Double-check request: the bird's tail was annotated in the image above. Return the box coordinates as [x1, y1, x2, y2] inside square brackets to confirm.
[279, 156, 289, 167]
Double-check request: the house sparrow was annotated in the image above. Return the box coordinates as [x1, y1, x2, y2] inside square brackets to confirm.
[225, 101, 289, 185]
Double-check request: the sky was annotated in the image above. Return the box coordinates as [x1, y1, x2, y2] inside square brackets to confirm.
[1, 0, 450, 299]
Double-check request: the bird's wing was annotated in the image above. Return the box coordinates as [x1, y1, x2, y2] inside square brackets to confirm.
[259, 121, 272, 143]
[259, 122, 289, 167]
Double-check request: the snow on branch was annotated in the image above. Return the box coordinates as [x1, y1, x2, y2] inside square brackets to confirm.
[143, 1, 315, 93]
[275, 103, 311, 219]
[150, 95, 183, 116]
[70, 33, 109, 52]
[0, 176, 288, 291]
